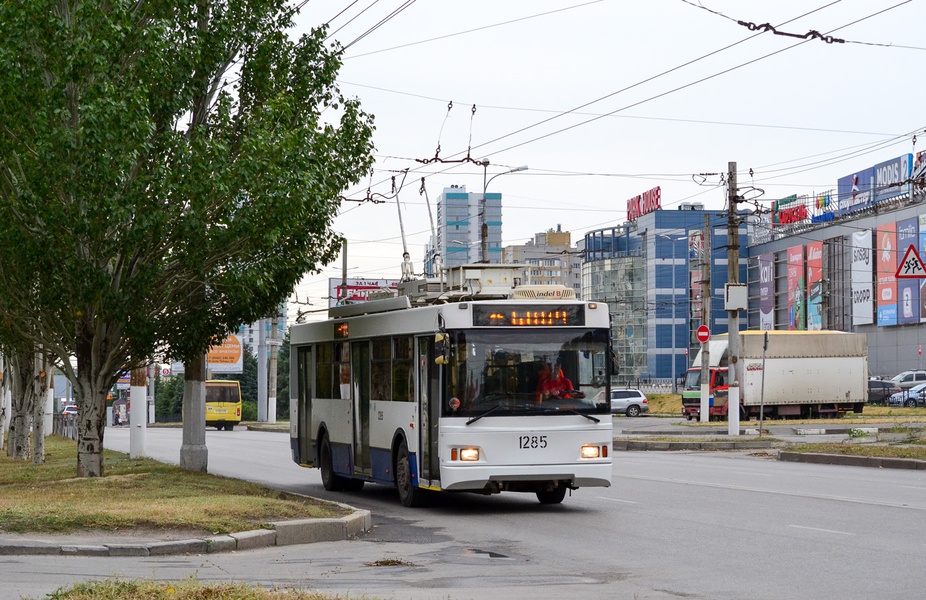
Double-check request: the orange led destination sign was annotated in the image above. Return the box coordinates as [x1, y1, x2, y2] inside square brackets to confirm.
[472, 304, 585, 327]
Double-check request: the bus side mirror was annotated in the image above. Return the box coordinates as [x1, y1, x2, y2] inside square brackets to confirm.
[435, 332, 449, 365]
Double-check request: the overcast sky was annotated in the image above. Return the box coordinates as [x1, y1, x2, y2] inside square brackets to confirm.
[285, 0, 925, 322]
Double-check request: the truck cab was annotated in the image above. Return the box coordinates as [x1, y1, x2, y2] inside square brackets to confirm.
[681, 366, 729, 420]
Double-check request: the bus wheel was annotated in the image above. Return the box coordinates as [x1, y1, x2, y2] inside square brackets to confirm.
[536, 484, 567, 504]
[320, 434, 344, 492]
[224, 424, 234, 431]
[395, 439, 424, 507]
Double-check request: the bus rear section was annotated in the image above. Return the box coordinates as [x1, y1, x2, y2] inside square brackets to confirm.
[205, 380, 242, 431]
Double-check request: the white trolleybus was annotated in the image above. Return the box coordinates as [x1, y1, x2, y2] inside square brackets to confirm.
[289, 265, 614, 506]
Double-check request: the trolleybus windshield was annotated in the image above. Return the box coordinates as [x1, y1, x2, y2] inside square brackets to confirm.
[442, 328, 611, 418]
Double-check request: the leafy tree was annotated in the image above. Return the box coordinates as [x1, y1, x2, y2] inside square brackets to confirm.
[276, 331, 291, 419]
[0, 1, 374, 476]
[155, 373, 185, 422]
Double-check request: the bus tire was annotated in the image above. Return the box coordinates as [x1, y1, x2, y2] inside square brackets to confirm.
[395, 438, 424, 507]
[319, 433, 345, 492]
[536, 484, 567, 504]
[224, 424, 234, 431]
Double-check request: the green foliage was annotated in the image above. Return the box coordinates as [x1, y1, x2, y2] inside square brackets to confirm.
[0, 1, 374, 474]
[155, 373, 184, 420]
[276, 331, 291, 417]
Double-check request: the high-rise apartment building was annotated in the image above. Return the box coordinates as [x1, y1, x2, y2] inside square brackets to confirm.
[425, 184, 502, 272]
[503, 226, 583, 298]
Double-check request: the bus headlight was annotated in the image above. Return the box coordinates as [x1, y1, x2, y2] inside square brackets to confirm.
[581, 444, 601, 459]
[460, 447, 480, 461]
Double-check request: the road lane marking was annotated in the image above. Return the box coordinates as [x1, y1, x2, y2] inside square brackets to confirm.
[789, 525, 854, 536]
[597, 497, 638, 504]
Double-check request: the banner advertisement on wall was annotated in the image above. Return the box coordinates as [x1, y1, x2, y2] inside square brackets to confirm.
[787, 245, 805, 330]
[328, 278, 400, 306]
[851, 230, 874, 325]
[806, 242, 823, 330]
[897, 216, 919, 325]
[877, 223, 898, 326]
[759, 253, 774, 330]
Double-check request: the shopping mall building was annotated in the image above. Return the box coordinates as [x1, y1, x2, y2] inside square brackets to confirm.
[583, 151, 926, 384]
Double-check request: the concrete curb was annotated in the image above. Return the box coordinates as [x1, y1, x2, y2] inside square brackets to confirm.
[613, 439, 775, 451]
[613, 439, 926, 471]
[778, 451, 926, 470]
[0, 509, 372, 557]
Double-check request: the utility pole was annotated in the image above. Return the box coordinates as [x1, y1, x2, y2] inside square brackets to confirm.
[339, 239, 347, 305]
[727, 161, 741, 436]
[257, 317, 267, 422]
[267, 312, 279, 424]
[699, 215, 711, 423]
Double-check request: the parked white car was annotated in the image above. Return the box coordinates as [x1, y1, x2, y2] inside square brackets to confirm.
[887, 383, 926, 407]
[594, 388, 649, 417]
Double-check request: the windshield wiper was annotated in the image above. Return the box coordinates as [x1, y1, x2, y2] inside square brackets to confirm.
[466, 405, 502, 425]
[556, 408, 600, 423]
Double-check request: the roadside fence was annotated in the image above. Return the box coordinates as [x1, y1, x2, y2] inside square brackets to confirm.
[52, 414, 78, 441]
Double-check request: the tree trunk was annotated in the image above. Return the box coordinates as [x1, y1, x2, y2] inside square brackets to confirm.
[0, 352, 7, 451]
[74, 323, 108, 477]
[8, 350, 35, 460]
[32, 351, 48, 465]
[180, 354, 208, 472]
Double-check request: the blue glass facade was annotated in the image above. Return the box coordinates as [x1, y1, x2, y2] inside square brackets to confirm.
[583, 209, 745, 382]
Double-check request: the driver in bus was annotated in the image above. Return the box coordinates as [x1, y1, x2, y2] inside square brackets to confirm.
[541, 362, 575, 400]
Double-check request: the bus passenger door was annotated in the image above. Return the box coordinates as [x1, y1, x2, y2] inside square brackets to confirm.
[351, 342, 372, 476]
[418, 336, 440, 482]
[297, 347, 313, 466]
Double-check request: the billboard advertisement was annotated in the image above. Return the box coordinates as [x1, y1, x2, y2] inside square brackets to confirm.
[758, 253, 774, 330]
[920, 215, 926, 322]
[873, 154, 912, 204]
[811, 191, 835, 224]
[837, 167, 875, 216]
[806, 242, 823, 330]
[328, 278, 400, 307]
[851, 230, 874, 326]
[877, 223, 898, 326]
[897, 217, 919, 324]
[171, 334, 244, 375]
[787, 245, 805, 330]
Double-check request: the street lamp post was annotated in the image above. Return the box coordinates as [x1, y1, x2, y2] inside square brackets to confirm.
[480, 163, 528, 263]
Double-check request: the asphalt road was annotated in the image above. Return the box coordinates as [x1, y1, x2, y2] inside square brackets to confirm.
[4, 425, 926, 600]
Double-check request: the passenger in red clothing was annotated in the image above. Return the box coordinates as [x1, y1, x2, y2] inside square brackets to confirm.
[541, 362, 575, 400]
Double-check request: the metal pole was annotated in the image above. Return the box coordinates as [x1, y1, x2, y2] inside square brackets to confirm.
[480, 164, 528, 264]
[672, 237, 677, 389]
[727, 161, 741, 436]
[700, 216, 711, 423]
[759, 331, 768, 436]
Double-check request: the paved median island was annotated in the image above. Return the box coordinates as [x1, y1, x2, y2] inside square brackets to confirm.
[0, 504, 372, 557]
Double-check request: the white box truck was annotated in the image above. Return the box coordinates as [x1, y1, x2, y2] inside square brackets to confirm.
[681, 331, 868, 420]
